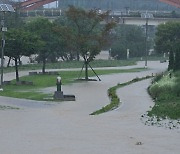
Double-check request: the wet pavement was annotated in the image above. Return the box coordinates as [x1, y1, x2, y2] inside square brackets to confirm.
[0, 61, 179, 154]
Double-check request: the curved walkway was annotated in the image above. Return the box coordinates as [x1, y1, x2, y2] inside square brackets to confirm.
[0, 61, 179, 154]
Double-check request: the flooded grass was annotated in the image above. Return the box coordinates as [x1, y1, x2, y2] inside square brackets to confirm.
[90, 76, 152, 115]
[0, 105, 20, 110]
[3, 60, 136, 73]
[0, 68, 145, 101]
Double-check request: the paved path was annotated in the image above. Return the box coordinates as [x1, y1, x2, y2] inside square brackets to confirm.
[0, 61, 179, 154]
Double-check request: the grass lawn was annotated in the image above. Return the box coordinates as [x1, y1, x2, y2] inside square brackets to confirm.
[0, 68, 145, 101]
[148, 71, 180, 119]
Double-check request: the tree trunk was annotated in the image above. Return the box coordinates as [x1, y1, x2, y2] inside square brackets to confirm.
[168, 50, 174, 70]
[70, 52, 73, 61]
[85, 61, 88, 80]
[15, 58, 19, 82]
[77, 51, 80, 61]
[7, 57, 11, 67]
[42, 57, 46, 74]
[174, 47, 180, 71]
[18, 57, 22, 66]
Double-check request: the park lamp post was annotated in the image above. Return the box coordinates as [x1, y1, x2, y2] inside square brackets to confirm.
[141, 12, 153, 68]
[0, 4, 15, 91]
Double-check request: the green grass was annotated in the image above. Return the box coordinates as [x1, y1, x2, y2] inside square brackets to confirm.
[0, 68, 146, 101]
[90, 76, 152, 115]
[148, 71, 180, 119]
[147, 100, 180, 119]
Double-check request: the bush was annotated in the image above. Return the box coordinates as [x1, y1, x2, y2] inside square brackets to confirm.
[172, 82, 180, 97]
[149, 83, 161, 99]
[148, 71, 180, 119]
[151, 73, 163, 83]
[149, 81, 175, 101]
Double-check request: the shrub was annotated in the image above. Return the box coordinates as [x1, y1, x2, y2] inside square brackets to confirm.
[151, 73, 163, 83]
[172, 82, 180, 97]
[149, 82, 175, 101]
[148, 71, 180, 119]
[149, 83, 161, 99]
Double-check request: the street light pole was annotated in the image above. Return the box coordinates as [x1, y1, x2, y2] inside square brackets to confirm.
[141, 12, 153, 68]
[0, 4, 15, 90]
[1, 12, 5, 89]
[145, 18, 148, 68]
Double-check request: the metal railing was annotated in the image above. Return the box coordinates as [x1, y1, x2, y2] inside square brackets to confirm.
[19, 9, 180, 18]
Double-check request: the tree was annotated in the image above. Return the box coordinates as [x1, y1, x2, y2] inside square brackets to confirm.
[110, 25, 146, 60]
[53, 16, 77, 61]
[155, 22, 180, 71]
[5, 28, 40, 82]
[26, 17, 55, 73]
[65, 6, 116, 80]
[5, 8, 25, 29]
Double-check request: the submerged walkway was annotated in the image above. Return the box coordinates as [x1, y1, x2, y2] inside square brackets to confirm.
[0, 61, 179, 154]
